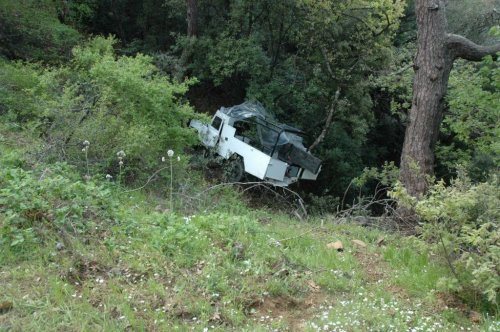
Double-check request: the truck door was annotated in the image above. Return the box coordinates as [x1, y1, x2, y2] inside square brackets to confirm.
[192, 115, 223, 148]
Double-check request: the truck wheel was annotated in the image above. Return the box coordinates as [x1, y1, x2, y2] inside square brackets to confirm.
[224, 157, 244, 182]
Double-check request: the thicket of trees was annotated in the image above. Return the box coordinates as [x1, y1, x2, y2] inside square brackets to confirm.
[1, 0, 498, 198]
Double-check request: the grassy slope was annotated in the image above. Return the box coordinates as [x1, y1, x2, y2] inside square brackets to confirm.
[0, 126, 498, 332]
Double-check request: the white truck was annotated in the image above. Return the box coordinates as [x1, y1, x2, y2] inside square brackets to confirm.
[190, 102, 322, 187]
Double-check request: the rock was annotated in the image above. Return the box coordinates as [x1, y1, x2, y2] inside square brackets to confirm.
[327, 241, 344, 252]
[307, 280, 320, 292]
[352, 239, 367, 248]
[108, 268, 122, 277]
[0, 301, 13, 314]
[376, 236, 385, 246]
[469, 311, 481, 324]
[56, 242, 65, 251]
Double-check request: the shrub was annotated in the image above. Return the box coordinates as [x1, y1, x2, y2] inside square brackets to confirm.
[0, 163, 120, 258]
[390, 173, 500, 307]
[1, 36, 203, 184]
[0, 60, 48, 123]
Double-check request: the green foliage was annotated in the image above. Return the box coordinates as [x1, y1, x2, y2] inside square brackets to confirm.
[391, 173, 500, 307]
[1, 36, 200, 184]
[0, 163, 118, 258]
[83, 0, 185, 53]
[437, 57, 500, 180]
[447, 0, 500, 44]
[54, 0, 99, 29]
[0, 0, 81, 63]
[204, 35, 269, 86]
[371, 44, 415, 118]
[0, 60, 46, 123]
[354, 161, 400, 189]
[311, 122, 369, 199]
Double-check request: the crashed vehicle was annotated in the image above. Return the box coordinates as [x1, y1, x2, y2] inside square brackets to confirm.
[190, 102, 322, 187]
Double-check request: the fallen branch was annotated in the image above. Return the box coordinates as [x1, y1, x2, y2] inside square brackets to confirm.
[122, 166, 169, 193]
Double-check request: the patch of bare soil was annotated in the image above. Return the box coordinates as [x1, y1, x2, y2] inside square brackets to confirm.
[61, 258, 109, 284]
[353, 247, 412, 300]
[434, 292, 467, 311]
[353, 249, 387, 284]
[244, 293, 326, 331]
[434, 292, 481, 324]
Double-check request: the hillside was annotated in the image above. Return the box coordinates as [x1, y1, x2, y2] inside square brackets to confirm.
[1, 125, 498, 331]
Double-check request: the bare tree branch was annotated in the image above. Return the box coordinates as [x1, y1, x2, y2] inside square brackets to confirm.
[308, 89, 340, 152]
[373, 12, 393, 37]
[446, 34, 500, 61]
[320, 47, 336, 80]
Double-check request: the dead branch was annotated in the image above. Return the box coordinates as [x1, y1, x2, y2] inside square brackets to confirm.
[122, 166, 170, 193]
[308, 88, 340, 152]
[321, 47, 336, 80]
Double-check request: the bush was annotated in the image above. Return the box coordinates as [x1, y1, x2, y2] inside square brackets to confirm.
[0, 60, 48, 123]
[391, 173, 500, 307]
[1, 36, 203, 185]
[0, 163, 120, 259]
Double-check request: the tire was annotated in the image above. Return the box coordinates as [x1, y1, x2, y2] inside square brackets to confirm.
[224, 156, 244, 182]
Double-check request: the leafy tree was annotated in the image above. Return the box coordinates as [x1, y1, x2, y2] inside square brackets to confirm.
[0, 0, 81, 63]
[399, 0, 500, 198]
[175, 0, 406, 198]
[436, 55, 499, 181]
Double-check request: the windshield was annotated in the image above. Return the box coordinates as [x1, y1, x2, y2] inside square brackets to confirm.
[219, 102, 306, 152]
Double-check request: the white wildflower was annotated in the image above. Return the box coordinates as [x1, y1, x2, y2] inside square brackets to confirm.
[162, 156, 166, 162]
[177, 156, 180, 161]
[167, 149, 174, 157]
[105, 174, 113, 180]
[83, 140, 90, 146]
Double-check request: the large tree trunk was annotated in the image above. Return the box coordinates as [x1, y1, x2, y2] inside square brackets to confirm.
[186, 0, 198, 37]
[400, 0, 500, 198]
[400, 0, 452, 197]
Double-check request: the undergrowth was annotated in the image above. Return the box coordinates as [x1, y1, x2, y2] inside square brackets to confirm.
[1, 126, 499, 331]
